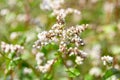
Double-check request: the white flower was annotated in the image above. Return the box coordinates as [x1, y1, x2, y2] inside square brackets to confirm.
[1, 42, 24, 53]
[66, 60, 73, 67]
[38, 66, 47, 73]
[38, 31, 48, 41]
[40, 0, 52, 11]
[8, 0, 16, 7]
[101, 56, 113, 65]
[10, 32, 18, 40]
[0, 9, 9, 16]
[104, 2, 115, 13]
[47, 59, 54, 65]
[36, 52, 44, 65]
[40, 0, 64, 11]
[90, 0, 98, 4]
[89, 67, 101, 77]
[75, 56, 84, 65]
[38, 59, 54, 73]
[16, 14, 26, 22]
[90, 44, 101, 59]
[79, 50, 87, 58]
[23, 67, 32, 74]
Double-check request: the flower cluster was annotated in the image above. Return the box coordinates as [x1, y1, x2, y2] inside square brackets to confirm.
[33, 23, 88, 64]
[33, 11, 88, 66]
[52, 8, 81, 24]
[23, 67, 32, 74]
[75, 56, 84, 65]
[38, 59, 55, 73]
[1, 42, 24, 53]
[101, 55, 113, 65]
[35, 52, 56, 73]
[33, 0, 88, 73]
[89, 67, 101, 77]
[68, 47, 87, 65]
[40, 0, 64, 11]
[36, 52, 44, 65]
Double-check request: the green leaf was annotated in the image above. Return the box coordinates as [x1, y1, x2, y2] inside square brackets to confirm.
[44, 73, 53, 80]
[7, 60, 16, 71]
[13, 57, 21, 64]
[85, 74, 93, 80]
[8, 52, 15, 59]
[66, 68, 80, 78]
[102, 68, 120, 80]
[18, 35, 26, 45]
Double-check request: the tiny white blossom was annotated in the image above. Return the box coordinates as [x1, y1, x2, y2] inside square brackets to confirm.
[40, 0, 64, 11]
[1, 42, 24, 53]
[38, 59, 54, 73]
[8, 0, 17, 7]
[38, 66, 47, 73]
[104, 2, 115, 13]
[16, 14, 26, 22]
[10, 32, 18, 40]
[66, 60, 73, 67]
[89, 67, 101, 77]
[79, 50, 87, 58]
[101, 56, 113, 65]
[0, 9, 9, 16]
[23, 67, 32, 74]
[36, 52, 44, 65]
[75, 56, 84, 65]
[37, 31, 48, 41]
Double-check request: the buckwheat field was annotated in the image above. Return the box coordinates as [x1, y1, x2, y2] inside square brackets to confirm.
[0, 0, 120, 80]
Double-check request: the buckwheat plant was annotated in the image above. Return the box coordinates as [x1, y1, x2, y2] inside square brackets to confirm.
[0, 42, 24, 73]
[33, 0, 88, 77]
[0, 0, 120, 80]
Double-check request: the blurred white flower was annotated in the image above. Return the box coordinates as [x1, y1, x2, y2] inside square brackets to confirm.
[40, 0, 64, 11]
[101, 56, 113, 65]
[79, 0, 86, 5]
[23, 67, 32, 74]
[79, 50, 87, 58]
[90, 0, 98, 4]
[114, 64, 120, 70]
[35, 53, 55, 73]
[107, 75, 118, 80]
[117, 23, 120, 30]
[25, 32, 36, 42]
[73, 14, 81, 23]
[0, 9, 9, 16]
[104, 2, 115, 13]
[8, 0, 17, 7]
[10, 32, 21, 40]
[38, 59, 54, 73]
[38, 31, 48, 41]
[89, 67, 101, 77]
[16, 14, 26, 22]
[1, 42, 24, 53]
[90, 44, 101, 59]
[75, 56, 84, 65]
[66, 60, 73, 67]
[40, 0, 52, 10]
[36, 52, 44, 65]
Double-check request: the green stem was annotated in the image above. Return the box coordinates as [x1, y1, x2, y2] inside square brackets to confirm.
[59, 53, 73, 80]
[0, 52, 11, 61]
